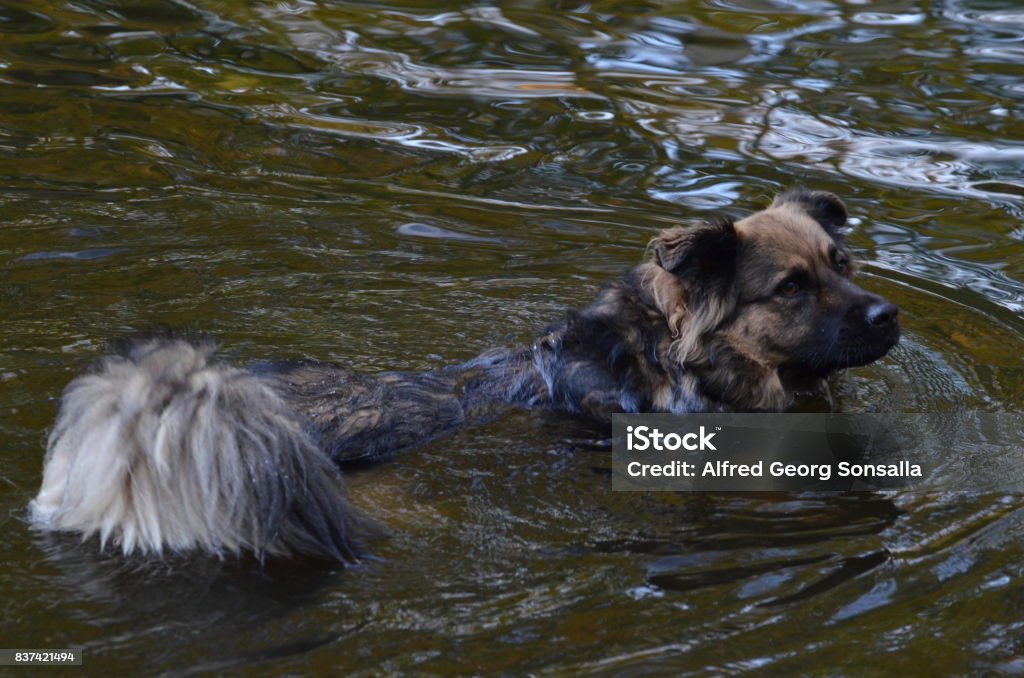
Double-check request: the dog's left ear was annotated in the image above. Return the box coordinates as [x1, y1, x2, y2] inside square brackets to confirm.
[772, 188, 847, 235]
[651, 217, 738, 298]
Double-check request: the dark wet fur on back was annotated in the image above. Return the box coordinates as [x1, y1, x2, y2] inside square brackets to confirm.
[258, 348, 548, 463]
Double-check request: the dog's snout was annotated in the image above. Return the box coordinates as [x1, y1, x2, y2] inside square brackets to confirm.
[865, 300, 898, 328]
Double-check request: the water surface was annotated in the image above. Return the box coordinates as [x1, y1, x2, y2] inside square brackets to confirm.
[2, 0, 1024, 674]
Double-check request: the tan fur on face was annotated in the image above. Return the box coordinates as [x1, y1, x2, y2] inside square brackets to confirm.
[726, 203, 855, 370]
[734, 204, 839, 281]
[726, 204, 842, 367]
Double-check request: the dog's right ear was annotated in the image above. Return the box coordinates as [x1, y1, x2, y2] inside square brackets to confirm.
[651, 217, 738, 297]
[772, 188, 847, 235]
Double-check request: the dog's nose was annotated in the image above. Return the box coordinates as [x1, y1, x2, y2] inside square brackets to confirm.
[866, 300, 898, 327]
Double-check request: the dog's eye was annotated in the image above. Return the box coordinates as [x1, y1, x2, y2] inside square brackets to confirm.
[776, 278, 802, 297]
[836, 258, 851, 275]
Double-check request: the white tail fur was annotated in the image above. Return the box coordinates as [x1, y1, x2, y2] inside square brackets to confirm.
[30, 338, 366, 563]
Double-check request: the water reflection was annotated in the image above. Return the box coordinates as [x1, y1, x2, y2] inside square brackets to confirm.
[2, 0, 1024, 674]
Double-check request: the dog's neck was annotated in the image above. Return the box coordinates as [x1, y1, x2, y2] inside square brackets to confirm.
[672, 341, 789, 412]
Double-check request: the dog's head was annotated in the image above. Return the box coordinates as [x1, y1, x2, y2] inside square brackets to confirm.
[645, 188, 899, 409]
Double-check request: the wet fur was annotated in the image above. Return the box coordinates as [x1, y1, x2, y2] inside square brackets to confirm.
[30, 189, 900, 563]
[31, 340, 367, 562]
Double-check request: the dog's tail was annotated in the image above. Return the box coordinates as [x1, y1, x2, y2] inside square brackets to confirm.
[29, 338, 366, 563]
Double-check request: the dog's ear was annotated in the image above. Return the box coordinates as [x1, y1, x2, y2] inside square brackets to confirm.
[651, 217, 738, 297]
[772, 188, 847, 235]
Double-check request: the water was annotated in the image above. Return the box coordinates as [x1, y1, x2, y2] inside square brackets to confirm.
[2, 0, 1024, 674]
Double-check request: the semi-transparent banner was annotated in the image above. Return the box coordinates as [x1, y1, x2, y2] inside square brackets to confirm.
[611, 413, 1024, 492]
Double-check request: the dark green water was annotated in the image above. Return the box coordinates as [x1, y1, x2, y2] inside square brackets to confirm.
[2, 0, 1024, 674]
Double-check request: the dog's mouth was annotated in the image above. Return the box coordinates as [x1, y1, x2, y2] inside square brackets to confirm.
[787, 318, 901, 379]
[838, 322, 901, 368]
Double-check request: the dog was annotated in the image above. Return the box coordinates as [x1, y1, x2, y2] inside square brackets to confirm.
[29, 188, 900, 563]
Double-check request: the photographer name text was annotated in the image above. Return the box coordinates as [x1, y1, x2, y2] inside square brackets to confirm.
[625, 425, 923, 481]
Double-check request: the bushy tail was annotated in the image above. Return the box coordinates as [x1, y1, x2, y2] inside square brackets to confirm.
[29, 338, 366, 563]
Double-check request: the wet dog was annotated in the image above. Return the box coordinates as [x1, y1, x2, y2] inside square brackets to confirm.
[30, 188, 900, 563]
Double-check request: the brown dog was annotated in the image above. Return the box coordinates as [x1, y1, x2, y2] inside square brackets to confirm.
[30, 188, 900, 562]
